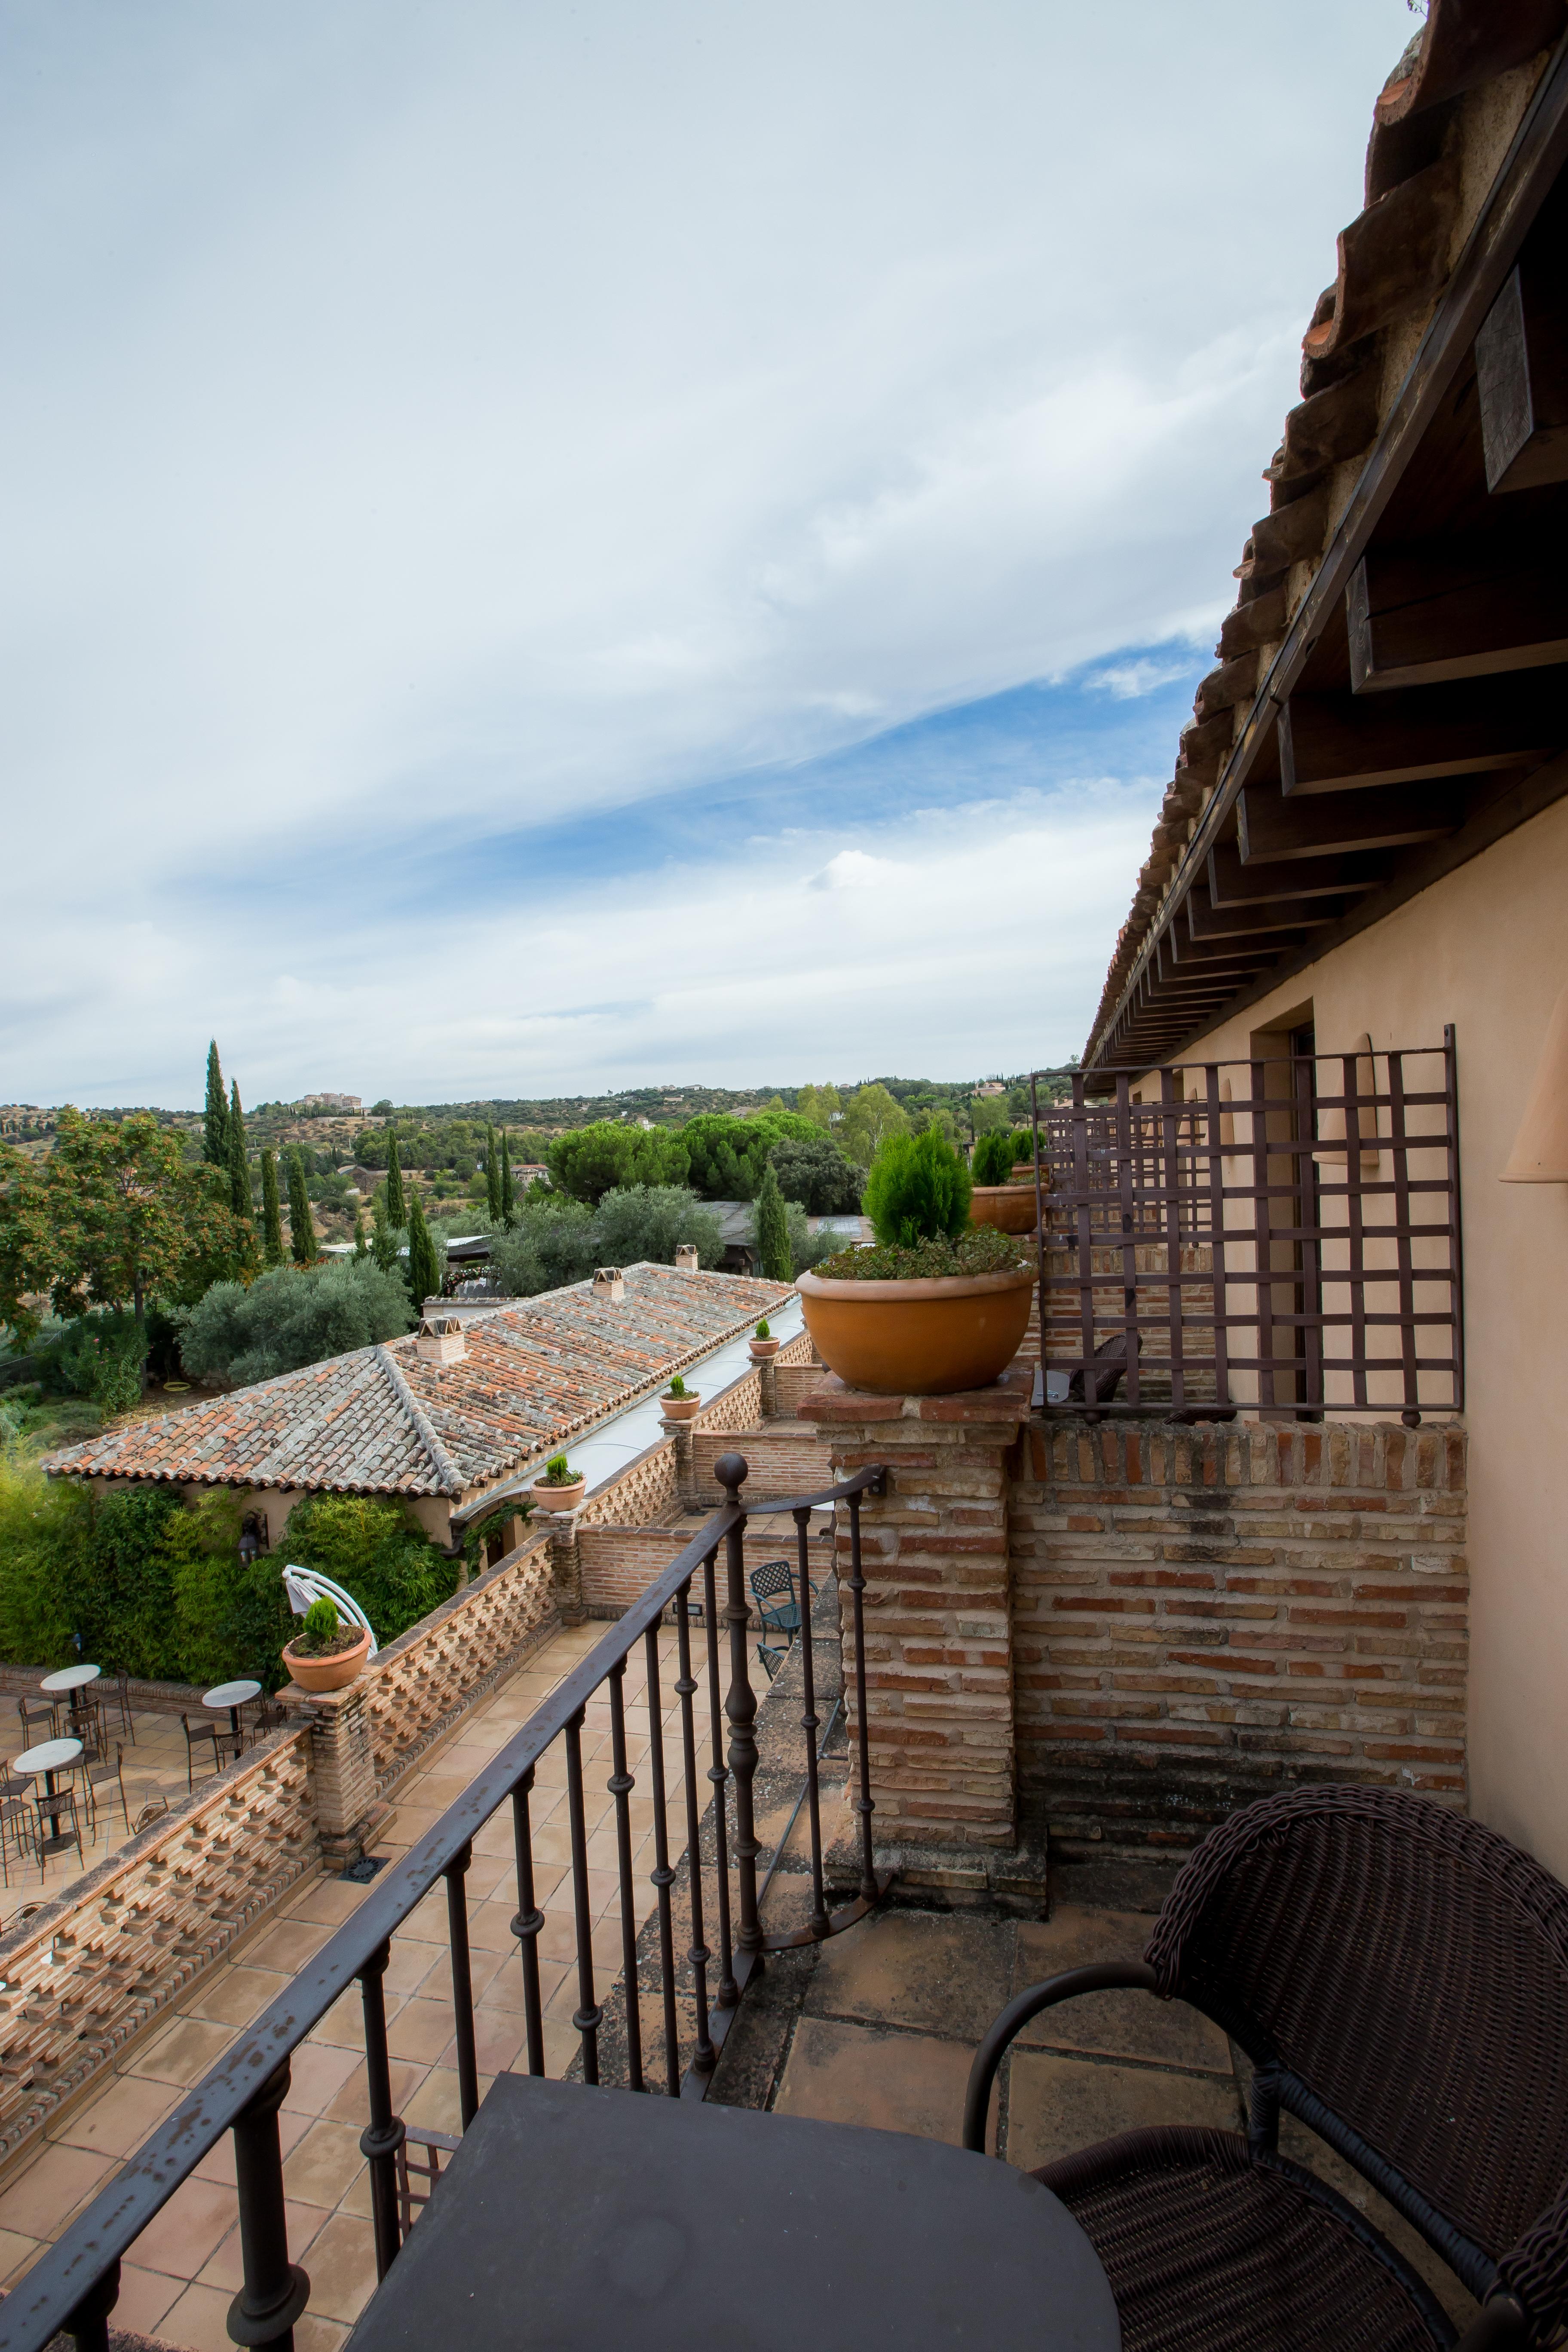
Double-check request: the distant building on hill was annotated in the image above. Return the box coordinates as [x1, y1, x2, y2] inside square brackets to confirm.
[297, 1092, 361, 1114]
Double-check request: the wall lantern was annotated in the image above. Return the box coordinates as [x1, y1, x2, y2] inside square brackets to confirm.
[1501, 984, 1568, 1182]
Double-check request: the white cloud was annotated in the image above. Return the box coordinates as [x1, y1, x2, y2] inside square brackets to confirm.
[808, 850, 904, 892]
[1084, 656, 1204, 701]
[0, 0, 1420, 1101]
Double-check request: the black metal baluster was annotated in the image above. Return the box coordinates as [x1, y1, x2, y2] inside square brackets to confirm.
[643, 1624, 681, 2094]
[564, 1712, 602, 2084]
[606, 1660, 644, 2093]
[510, 1766, 545, 2076]
[794, 1506, 829, 1938]
[715, 1454, 762, 1966]
[358, 1943, 406, 2282]
[702, 1547, 737, 2006]
[444, 1841, 480, 2130]
[62, 2257, 120, 2352]
[227, 2060, 310, 2349]
[675, 1580, 714, 2070]
[845, 1489, 878, 1904]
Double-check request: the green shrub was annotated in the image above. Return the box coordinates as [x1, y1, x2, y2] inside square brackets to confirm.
[282, 1494, 459, 1647]
[813, 1226, 1029, 1281]
[665, 1374, 688, 1399]
[767, 1135, 861, 1215]
[862, 1129, 972, 1248]
[971, 1129, 1034, 1188]
[178, 1259, 413, 1387]
[755, 1319, 770, 1340]
[539, 1454, 579, 1485]
[292, 1596, 349, 1656]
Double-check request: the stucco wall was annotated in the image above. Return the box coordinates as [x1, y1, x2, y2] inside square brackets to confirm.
[1157, 792, 1568, 1877]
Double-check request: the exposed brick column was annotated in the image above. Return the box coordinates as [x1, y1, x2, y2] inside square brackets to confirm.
[547, 1515, 587, 1624]
[662, 1414, 698, 1507]
[755, 1355, 779, 1419]
[288, 1679, 386, 1870]
[802, 1371, 1032, 1851]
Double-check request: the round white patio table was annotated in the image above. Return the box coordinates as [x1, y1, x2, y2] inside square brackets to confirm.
[15, 1736, 84, 1853]
[203, 1678, 262, 1759]
[40, 1662, 101, 1746]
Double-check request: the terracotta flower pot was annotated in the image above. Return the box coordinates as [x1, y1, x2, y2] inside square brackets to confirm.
[748, 1338, 781, 1361]
[530, 1476, 586, 1514]
[659, 1394, 702, 1422]
[969, 1184, 1040, 1235]
[796, 1266, 1036, 1396]
[283, 1626, 371, 1693]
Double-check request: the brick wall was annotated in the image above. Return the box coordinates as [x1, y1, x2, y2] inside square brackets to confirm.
[576, 1437, 678, 1528]
[577, 1524, 833, 1618]
[1012, 1417, 1468, 1858]
[692, 1368, 763, 1436]
[691, 1426, 834, 1499]
[0, 1730, 316, 2171]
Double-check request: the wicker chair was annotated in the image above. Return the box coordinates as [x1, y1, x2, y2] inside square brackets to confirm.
[964, 1785, 1568, 2352]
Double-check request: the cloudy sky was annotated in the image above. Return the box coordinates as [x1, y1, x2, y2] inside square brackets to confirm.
[2, 0, 1419, 1109]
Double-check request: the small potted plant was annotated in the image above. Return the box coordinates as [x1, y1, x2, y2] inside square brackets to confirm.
[659, 1373, 702, 1423]
[748, 1318, 781, 1363]
[797, 1128, 1035, 1395]
[529, 1452, 587, 1513]
[969, 1129, 1045, 1234]
[282, 1596, 371, 1693]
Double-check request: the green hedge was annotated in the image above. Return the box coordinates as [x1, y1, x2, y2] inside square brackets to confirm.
[0, 1449, 461, 1694]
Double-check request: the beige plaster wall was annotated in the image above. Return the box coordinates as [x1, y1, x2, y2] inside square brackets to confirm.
[1156, 792, 1568, 1877]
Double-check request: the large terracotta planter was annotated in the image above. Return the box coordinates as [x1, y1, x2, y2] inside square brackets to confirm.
[969, 1184, 1040, 1235]
[658, 1394, 701, 1423]
[283, 1626, 371, 1693]
[530, 1476, 586, 1514]
[796, 1266, 1036, 1396]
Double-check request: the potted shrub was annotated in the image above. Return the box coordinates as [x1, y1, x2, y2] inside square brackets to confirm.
[797, 1129, 1035, 1395]
[969, 1128, 1044, 1235]
[659, 1373, 702, 1423]
[748, 1317, 781, 1363]
[282, 1596, 371, 1694]
[529, 1452, 587, 1513]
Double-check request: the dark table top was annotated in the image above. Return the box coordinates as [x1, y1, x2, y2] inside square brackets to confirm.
[346, 2073, 1120, 2351]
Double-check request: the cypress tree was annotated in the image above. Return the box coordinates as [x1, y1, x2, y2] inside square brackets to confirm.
[755, 1162, 791, 1283]
[407, 1192, 440, 1309]
[260, 1150, 285, 1266]
[286, 1148, 317, 1265]
[385, 1130, 405, 1228]
[485, 1124, 503, 1222]
[202, 1041, 228, 1166]
[371, 1196, 396, 1272]
[353, 1205, 369, 1259]
[226, 1081, 250, 1219]
[500, 1131, 516, 1226]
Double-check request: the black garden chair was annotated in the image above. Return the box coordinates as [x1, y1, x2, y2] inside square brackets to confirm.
[749, 1559, 801, 1645]
[964, 1784, 1568, 2352]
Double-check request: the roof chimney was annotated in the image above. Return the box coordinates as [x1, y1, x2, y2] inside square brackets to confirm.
[416, 1312, 467, 1366]
[592, 1265, 625, 1304]
[674, 1243, 699, 1273]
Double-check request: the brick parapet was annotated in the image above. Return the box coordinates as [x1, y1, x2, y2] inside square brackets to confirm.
[802, 1373, 1032, 1852]
[1012, 1415, 1469, 1857]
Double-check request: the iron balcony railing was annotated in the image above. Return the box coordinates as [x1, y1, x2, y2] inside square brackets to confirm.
[2, 1454, 888, 2352]
[1023, 1031, 1462, 1423]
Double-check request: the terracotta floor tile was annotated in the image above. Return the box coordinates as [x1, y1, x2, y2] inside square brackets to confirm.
[1013, 1908, 1231, 2073]
[124, 2013, 239, 2086]
[385, 1998, 457, 2066]
[324, 2057, 426, 2128]
[0, 2143, 116, 2239]
[194, 2107, 311, 2186]
[282, 2040, 366, 2117]
[156, 2278, 243, 2352]
[196, 2200, 330, 2291]
[127, 2173, 245, 2278]
[109, 2260, 182, 2337]
[401, 2066, 469, 2135]
[307, 1991, 365, 2052]
[806, 1911, 1014, 2043]
[282, 2120, 368, 2211]
[180, 1964, 292, 2030]
[466, 1904, 521, 1954]
[774, 2017, 978, 2147]
[240, 1916, 332, 1973]
[298, 2211, 381, 2325]
[1005, 2049, 1241, 2173]
[444, 2012, 525, 2076]
[288, 1880, 373, 1928]
[380, 1940, 444, 1999]
[0, 2227, 41, 2287]
[294, 2313, 352, 2352]
[50, 2070, 182, 2159]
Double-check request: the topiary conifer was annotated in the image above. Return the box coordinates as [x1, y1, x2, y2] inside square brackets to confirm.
[371, 1196, 396, 1272]
[755, 1162, 792, 1283]
[286, 1148, 317, 1265]
[353, 1205, 368, 1259]
[407, 1192, 440, 1308]
[203, 1041, 228, 1166]
[500, 1131, 516, 1225]
[385, 1130, 405, 1228]
[227, 1082, 250, 1219]
[260, 1150, 285, 1265]
[485, 1124, 503, 1222]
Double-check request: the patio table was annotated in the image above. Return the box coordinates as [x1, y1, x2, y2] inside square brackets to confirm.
[344, 2072, 1119, 2350]
[15, 1736, 84, 1853]
[203, 1678, 262, 1759]
[40, 1662, 101, 1746]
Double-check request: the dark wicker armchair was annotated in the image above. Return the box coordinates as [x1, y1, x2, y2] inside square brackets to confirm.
[963, 1786, 1568, 2351]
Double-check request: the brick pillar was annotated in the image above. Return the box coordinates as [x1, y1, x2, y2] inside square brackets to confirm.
[803, 1371, 1032, 1853]
[756, 1355, 779, 1419]
[663, 1414, 698, 1506]
[288, 1678, 386, 1871]
[547, 1515, 586, 1623]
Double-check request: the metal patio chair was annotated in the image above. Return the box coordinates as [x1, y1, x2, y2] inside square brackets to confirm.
[180, 1712, 222, 1789]
[964, 1784, 1568, 2351]
[749, 1560, 799, 1645]
[15, 1696, 60, 1747]
[755, 1639, 789, 1683]
[81, 1742, 131, 1840]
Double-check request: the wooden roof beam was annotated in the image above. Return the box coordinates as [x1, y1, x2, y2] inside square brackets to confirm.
[1238, 779, 1463, 861]
[1280, 676, 1560, 793]
[1348, 537, 1568, 690]
[1207, 838, 1388, 903]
